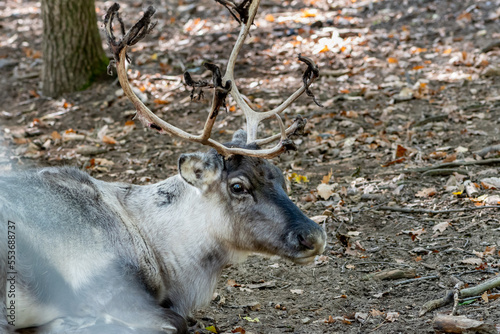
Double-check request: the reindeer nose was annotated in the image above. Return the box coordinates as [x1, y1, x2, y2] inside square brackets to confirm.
[297, 229, 326, 253]
[297, 234, 315, 250]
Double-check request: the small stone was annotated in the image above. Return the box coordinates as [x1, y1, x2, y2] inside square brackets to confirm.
[301, 317, 311, 324]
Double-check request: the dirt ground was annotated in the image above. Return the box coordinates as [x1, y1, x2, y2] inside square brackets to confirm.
[2, 0, 500, 333]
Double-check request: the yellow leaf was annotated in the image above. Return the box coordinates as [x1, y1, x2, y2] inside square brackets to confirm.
[319, 45, 330, 53]
[387, 57, 398, 64]
[243, 316, 260, 323]
[288, 172, 308, 183]
[205, 325, 217, 333]
[294, 174, 309, 183]
[452, 190, 463, 195]
[301, 8, 317, 17]
[443, 48, 452, 55]
[151, 53, 158, 61]
[265, 14, 275, 22]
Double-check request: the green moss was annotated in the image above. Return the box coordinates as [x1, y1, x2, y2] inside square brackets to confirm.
[79, 53, 111, 91]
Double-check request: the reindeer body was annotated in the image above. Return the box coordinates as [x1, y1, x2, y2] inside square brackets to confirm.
[0, 1, 326, 331]
[0, 142, 326, 333]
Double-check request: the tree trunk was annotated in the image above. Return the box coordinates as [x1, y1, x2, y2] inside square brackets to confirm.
[41, 0, 108, 98]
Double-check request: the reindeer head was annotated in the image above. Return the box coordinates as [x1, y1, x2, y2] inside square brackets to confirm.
[104, 1, 326, 263]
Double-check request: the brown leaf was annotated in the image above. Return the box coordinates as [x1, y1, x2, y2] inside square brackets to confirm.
[51, 131, 62, 140]
[370, 309, 384, 317]
[102, 135, 117, 145]
[324, 315, 335, 324]
[226, 279, 240, 287]
[386, 312, 399, 322]
[395, 145, 408, 158]
[443, 153, 457, 163]
[322, 169, 333, 184]
[429, 151, 447, 159]
[415, 187, 437, 197]
[381, 157, 405, 167]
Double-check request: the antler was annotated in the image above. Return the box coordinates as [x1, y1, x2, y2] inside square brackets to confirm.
[220, 0, 322, 144]
[104, 1, 321, 158]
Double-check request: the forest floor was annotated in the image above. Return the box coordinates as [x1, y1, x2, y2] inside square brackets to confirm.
[2, 0, 500, 333]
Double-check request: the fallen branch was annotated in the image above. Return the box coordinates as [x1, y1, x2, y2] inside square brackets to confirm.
[452, 281, 465, 316]
[377, 205, 500, 214]
[420, 275, 500, 316]
[460, 275, 500, 298]
[361, 268, 416, 281]
[412, 114, 448, 127]
[380, 158, 500, 175]
[394, 275, 439, 286]
[481, 40, 500, 53]
[421, 168, 468, 176]
[419, 291, 453, 316]
[433, 315, 497, 334]
[475, 144, 500, 158]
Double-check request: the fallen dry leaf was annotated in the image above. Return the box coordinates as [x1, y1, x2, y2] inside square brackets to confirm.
[231, 327, 246, 334]
[322, 169, 333, 184]
[481, 177, 500, 189]
[317, 183, 335, 200]
[101, 135, 117, 145]
[370, 309, 384, 317]
[396, 145, 408, 158]
[385, 312, 399, 322]
[461, 258, 482, 265]
[310, 215, 328, 224]
[415, 187, 437, 198]
[432, 221, 450, 237]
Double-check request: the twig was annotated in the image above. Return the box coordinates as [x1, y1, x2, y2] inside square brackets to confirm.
[419, 275, 500, 316]
[481, 40, 500, 53]
[354, 261, 414, 268]
[460, 275, 500, 298]
[422, 168, 468, 176]
[475, 144, 500, 158]
[413, 114, 448, 127]
[377, 205, 500, 214]
[380, 158, 500, 175]
[419, 291, 453, 316]
[394, 275, 439, 286]
[361, 268, 416, 281]
[452, 281, 465, 316]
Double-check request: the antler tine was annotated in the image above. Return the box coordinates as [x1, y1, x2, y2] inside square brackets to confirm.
[220, 0, 321, 144]
[254, 115, 307, 146]
[105, 3, 291, 159]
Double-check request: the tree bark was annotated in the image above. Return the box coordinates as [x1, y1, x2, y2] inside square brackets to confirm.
[41, 0, 108, 97]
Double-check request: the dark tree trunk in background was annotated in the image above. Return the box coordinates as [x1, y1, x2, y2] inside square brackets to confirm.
[41, 0, 108, 97]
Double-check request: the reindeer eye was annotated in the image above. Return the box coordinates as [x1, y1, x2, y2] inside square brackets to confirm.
[231, 183, 245, 194]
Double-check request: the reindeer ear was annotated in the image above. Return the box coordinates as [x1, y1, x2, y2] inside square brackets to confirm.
[231, 129, 247, 145]
[178, 152, 223, 191]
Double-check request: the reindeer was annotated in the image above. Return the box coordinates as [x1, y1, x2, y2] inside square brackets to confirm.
[0, 1, 326, 333]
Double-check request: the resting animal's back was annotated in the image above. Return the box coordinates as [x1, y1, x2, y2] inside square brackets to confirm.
[0, 167, 144, 329]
